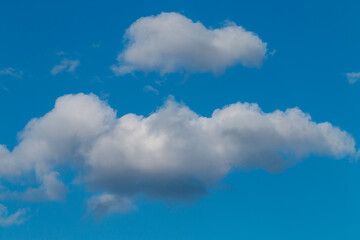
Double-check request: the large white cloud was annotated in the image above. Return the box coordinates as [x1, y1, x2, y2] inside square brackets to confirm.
[0, 93, 356, 217]
[111, 12, 268, 75]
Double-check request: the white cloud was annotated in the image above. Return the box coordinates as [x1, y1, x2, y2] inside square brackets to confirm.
[111, 12, 268, 75]
[56, 51, 65, 56]
[50, 59, 79, 75]
[144, 85, 159, 95]
[0, 67, 23, 79]
[0, 94, 356, 215]
[0, 204, 27, 227]
[347, 72, 360, 84]
[87, 194, 135, 219]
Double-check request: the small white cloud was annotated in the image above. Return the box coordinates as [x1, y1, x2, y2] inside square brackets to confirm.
[143, 85, 159, 95]
[56, 51, 65, 56]
[267, 49, 277, 57]
[0, 204, 28, 227]
[0, 68, 23, 79]
[51, 59, 80, 75]
[87, 194, 135, 219]
[112, 12, 268, 75]
[346, 72, 360, 84]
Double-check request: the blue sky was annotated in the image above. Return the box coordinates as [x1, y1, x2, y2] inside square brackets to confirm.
[1, 0, 360, 239]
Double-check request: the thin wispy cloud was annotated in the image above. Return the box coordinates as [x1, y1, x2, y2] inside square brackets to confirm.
[267, 49, 277, 57]
[143, 85, 159, 95]
[56, 51, 65, 56]
[0, 204, 28, 227]
[0, 68, 23, 79]
[347, 72, 360, 84]
[50, 59, 79, 75]
[87, 194, 135, 219]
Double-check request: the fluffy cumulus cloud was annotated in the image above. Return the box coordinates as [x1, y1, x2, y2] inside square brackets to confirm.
[50, 59, 79, 75]
[111, 12, 268, 75]
[0, 93, 356, 218]
[0, 204, 27, 227]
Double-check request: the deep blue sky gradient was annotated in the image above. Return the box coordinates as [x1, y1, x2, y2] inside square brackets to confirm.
[1, 0, 360, 239]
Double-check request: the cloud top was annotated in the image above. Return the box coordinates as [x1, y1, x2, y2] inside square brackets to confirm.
[112, 12, 268, 75]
